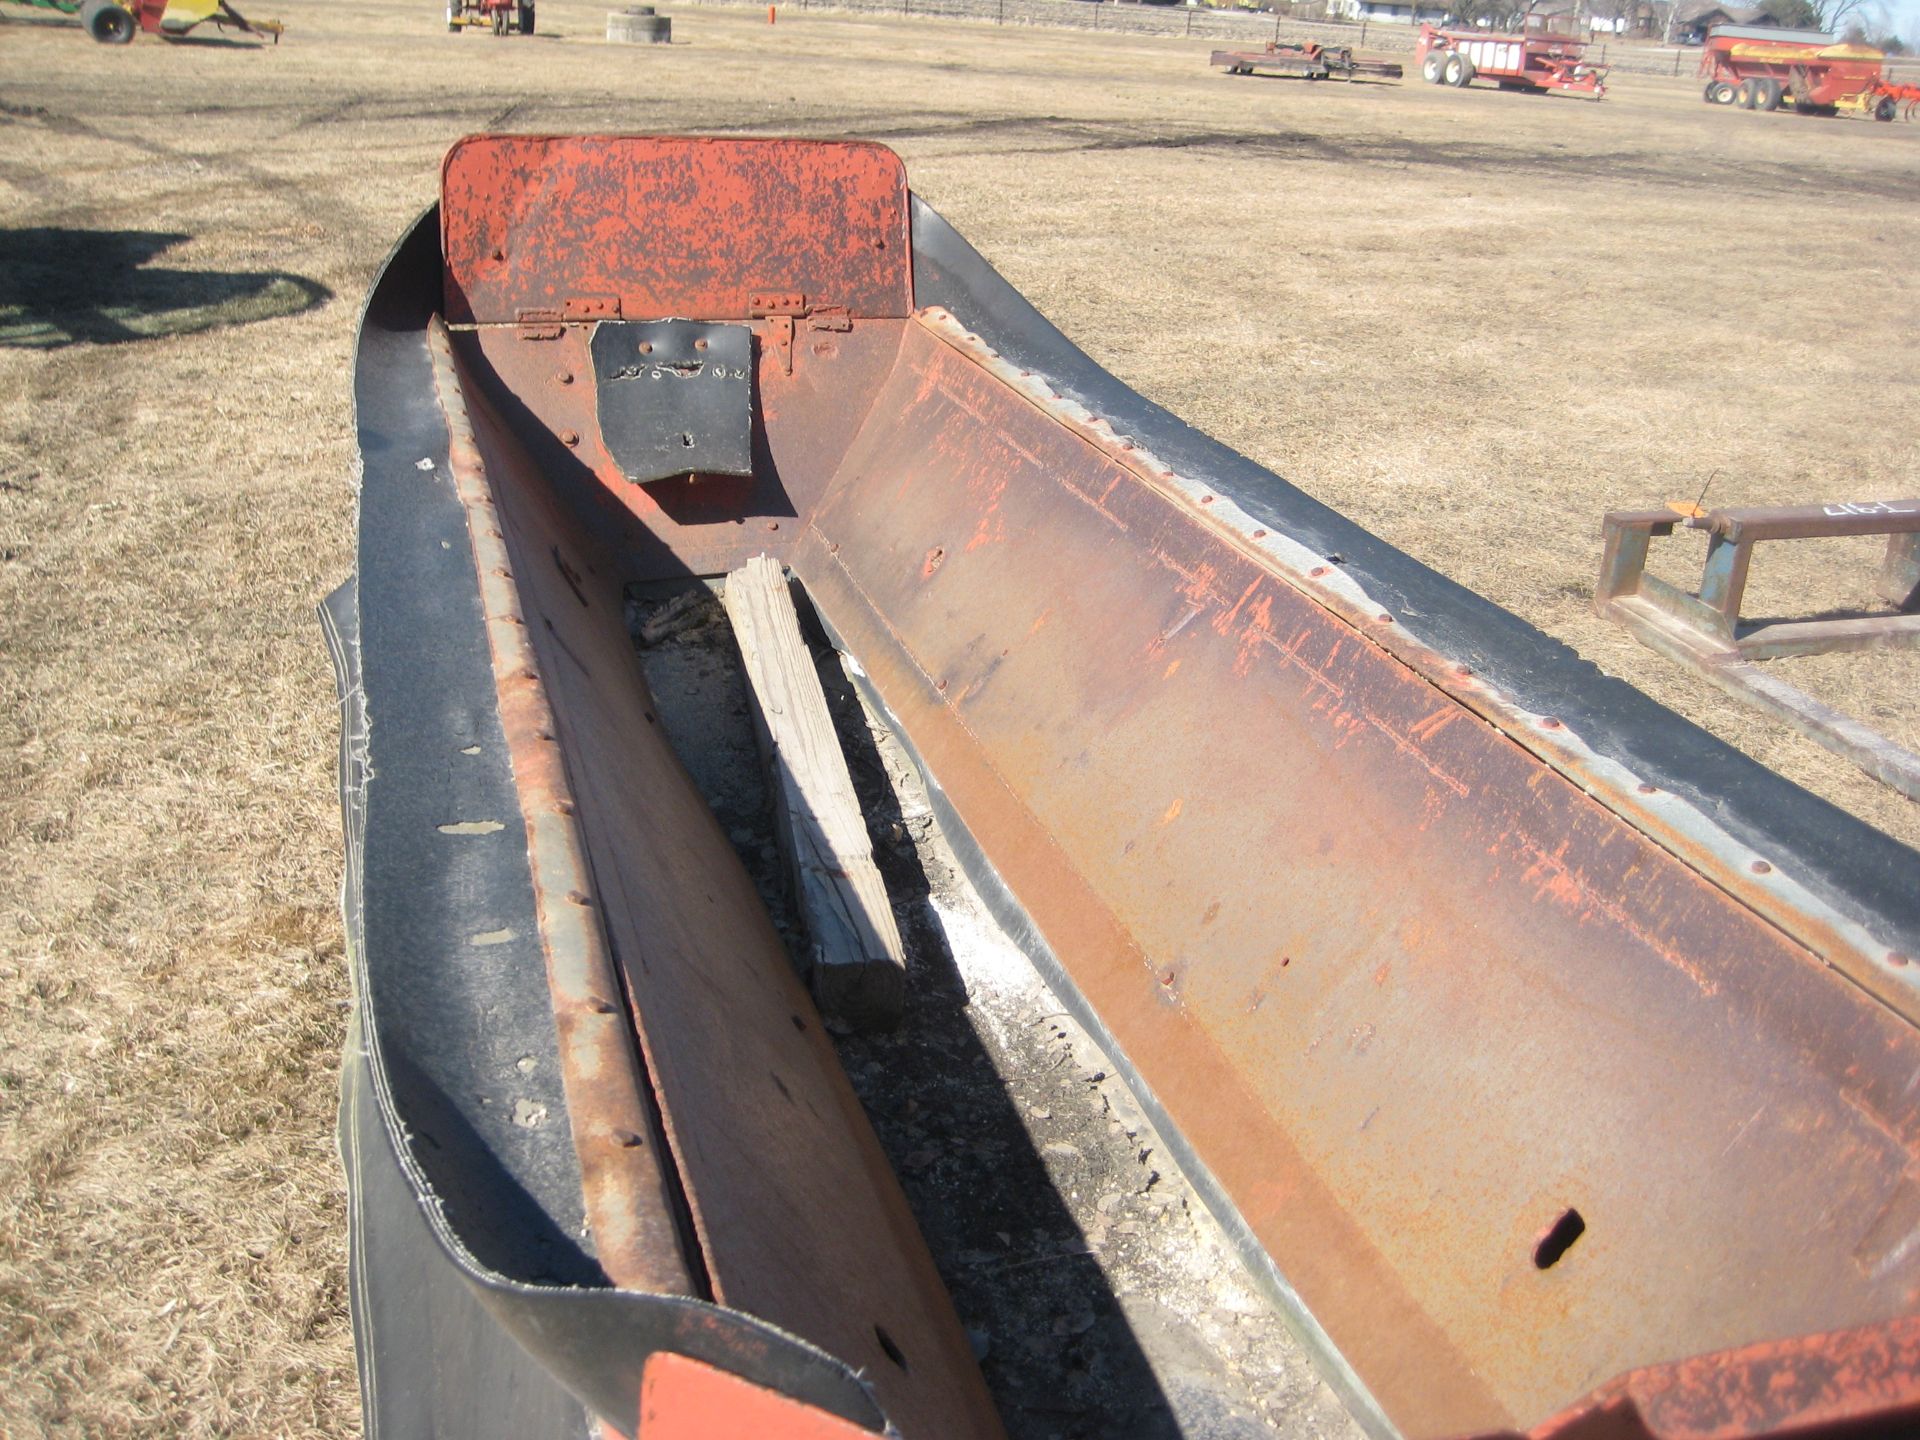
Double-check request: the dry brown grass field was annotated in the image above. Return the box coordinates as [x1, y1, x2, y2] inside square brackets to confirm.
[0, 3, 1914, 1433]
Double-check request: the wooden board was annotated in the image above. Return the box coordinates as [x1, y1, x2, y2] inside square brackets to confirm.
[725, 554, 907, 1029]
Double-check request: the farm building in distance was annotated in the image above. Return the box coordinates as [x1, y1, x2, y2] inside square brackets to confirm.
[1327, 0, 1447, 24]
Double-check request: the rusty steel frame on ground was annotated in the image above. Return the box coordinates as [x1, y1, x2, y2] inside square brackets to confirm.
[1596, 498, 1920, 800]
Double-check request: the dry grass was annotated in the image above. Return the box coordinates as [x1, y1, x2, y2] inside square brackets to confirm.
[0, 3, 1913, 1434]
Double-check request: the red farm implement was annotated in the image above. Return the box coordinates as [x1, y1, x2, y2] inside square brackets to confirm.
[332, 133, 1920, 1440]
[1698, 24, 1898, 119]
[447, 0, 532, 34]
[2, 0, 279, 42]
[1211, 41, 1404, 84]
[1415, 15, 1607, 97]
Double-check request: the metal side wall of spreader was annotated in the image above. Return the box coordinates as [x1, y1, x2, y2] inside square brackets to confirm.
[334, 136, 1920, 1440]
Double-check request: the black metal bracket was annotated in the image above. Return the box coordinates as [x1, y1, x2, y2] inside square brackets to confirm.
[590, 320, 754, 486]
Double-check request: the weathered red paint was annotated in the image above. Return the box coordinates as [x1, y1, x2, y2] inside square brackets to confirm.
[430, 137, 1920, 1439]
[1469, 1315, 1920, 1440]
[788, 313, 1920, 1434]
[441, 135, 911, 326]
[638, 1353, 877, 1439]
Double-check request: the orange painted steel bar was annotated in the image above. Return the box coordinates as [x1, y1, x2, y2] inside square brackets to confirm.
[340, 134, 1920, 1440]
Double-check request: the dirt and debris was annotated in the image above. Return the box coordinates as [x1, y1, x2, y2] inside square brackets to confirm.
[631, 583, 1364, 1440]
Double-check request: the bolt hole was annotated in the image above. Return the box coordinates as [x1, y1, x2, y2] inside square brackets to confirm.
[1534, 1208, 1585, 1269]
[790, 1014, 806, 1032]
[639, 341, 653, 355]
[694, 337, 709, 351]
[680, 433, 695, 448]
[874, 1325, 910, 1372]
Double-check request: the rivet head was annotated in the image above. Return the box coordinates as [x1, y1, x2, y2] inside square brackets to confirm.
[557, 371, 574, 386]
[1750, 860, 1772, 875]
[561, 430, 580, 447]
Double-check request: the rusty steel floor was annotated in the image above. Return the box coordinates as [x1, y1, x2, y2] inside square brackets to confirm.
[629, 581, 1366, 1440]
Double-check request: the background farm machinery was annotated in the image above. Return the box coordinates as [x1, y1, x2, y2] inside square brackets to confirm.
[1415, 15, 1607, 97]
[4, 0, 279, 42]
[447, 0, 534, 34]
[1699, 24, 1907, 119]
[1212, 41, 1403, 83]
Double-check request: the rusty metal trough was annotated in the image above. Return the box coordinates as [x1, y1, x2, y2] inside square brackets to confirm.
[329, 136, 1920, 1440]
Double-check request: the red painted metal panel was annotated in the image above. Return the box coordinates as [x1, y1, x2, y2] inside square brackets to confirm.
[787, 315, 1920, 1436]
[638, 1353, 878, 1439]
[442, 136, 912, 325]
[1470, 1315, 1920, 1440]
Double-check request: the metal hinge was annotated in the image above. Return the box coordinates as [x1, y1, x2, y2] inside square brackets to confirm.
[746, 291, 849, 374]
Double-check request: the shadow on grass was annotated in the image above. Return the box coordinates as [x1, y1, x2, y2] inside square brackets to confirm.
[0, 227, 329, 349]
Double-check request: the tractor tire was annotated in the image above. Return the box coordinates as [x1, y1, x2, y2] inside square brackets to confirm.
[1709, 80, 1736, 104]
[1756, 78, 1782, 110]
[80, 0, 137, 43]
[1702, 79, 1720, 103]
[1422, 49, 1448, 84]
[517, 0, 534, 31]
[1444, 52, 1475, 87]
[1736, 79, 1757, 108]
[1873, 95, 1897, 121]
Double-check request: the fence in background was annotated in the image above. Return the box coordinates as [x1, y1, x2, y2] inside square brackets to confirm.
[673, 0, 1919, 87]
[677, 0, 1410, 51]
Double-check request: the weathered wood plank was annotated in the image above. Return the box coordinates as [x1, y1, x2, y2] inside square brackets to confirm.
[724, 555, 906, 1029]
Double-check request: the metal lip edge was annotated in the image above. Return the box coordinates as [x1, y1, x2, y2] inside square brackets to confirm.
[425, 312, 699, 1298]
[912, 305, 1920, 1025]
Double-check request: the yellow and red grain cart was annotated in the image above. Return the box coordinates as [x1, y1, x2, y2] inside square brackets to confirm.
[1698, 24, 1901, 120]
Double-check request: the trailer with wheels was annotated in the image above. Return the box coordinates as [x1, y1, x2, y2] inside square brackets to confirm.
[1415, 15, 1607, 97]
[3, 0, 280, 41]
[1211, 42, 1403, 83]
[1698, 25, 1894, 119]
[447, 0, 533, 34]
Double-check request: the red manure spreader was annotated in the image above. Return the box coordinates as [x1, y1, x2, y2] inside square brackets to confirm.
[1415, 13, 1608, 98]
